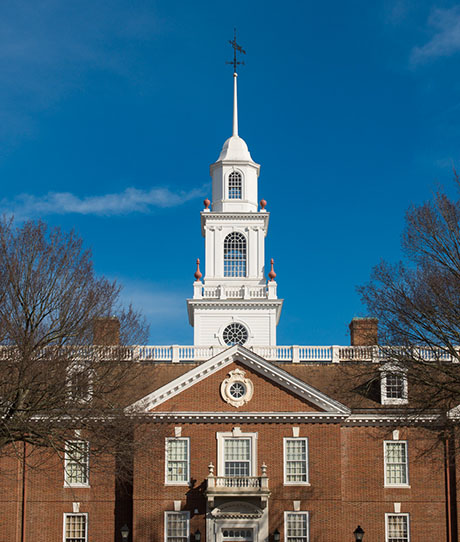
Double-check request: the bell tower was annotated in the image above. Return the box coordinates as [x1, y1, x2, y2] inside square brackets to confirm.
[187, 37, 283, 348]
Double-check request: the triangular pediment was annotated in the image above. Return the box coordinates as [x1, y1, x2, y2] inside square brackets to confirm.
[128, 345, 350, 415]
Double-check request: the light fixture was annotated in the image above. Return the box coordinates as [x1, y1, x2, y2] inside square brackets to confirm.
[194, 530, 201, 542]
[354, 525, 364, 541]
[121, 524, 130, 541]
[273, 529, 281, 542]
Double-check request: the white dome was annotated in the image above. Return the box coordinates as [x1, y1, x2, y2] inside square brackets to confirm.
[217, 135, 254, 162]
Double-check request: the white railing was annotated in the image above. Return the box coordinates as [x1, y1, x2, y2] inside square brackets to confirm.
[1, 345, 458, 363]
[214, 476, 262, 488]
[200, 285, 269, 300]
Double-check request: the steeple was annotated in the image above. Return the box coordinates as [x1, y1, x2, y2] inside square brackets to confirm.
[186, 33, 283, 348]
[210, 37, 260, 213]
[233, 72, 238, 137]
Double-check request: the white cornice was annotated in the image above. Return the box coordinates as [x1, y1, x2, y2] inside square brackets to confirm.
[186, 299, 284, 326]
[127, 345, 350, 415]
[129, 411, 442, 426]
[201, 212, 269, 236]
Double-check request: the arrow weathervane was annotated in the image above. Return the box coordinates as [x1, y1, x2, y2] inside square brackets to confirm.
[226, 28, 246, 73]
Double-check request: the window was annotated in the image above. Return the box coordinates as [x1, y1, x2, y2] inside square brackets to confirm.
[64, 513, 87, 542]
[224, 232, 246, 277]
[64, 441, 89, 487]
[285, 512, 309, 542]
[165, 512, 189, 542]
[228, 171, 242, 199]
[165, 438, 189, 484]
[384, 441, 409, 486]
[386, 513, 410, 542]
[222, 322, 249, 346]
[284, 438, 309, 484]
[380, 365, 408, 405]
[224, 437, 251, 476]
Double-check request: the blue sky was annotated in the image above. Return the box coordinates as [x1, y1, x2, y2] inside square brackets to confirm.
[1, 0, 459, 345]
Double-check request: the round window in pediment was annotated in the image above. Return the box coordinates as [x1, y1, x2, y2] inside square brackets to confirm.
[223, 322, 248, 346]
[229, 381, 247, 399]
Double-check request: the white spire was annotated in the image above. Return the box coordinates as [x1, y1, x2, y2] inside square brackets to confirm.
[233, 72, 238, 136]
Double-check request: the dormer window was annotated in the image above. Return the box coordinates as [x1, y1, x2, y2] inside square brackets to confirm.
[228, 171, 242, 199]
[380, 364, 408, 405]
[224, 232, 246, 277]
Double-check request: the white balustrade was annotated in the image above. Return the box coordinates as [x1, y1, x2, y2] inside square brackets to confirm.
[0, 344, 458, 363]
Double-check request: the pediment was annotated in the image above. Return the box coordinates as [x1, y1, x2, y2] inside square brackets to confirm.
[128, 345, 350, 416]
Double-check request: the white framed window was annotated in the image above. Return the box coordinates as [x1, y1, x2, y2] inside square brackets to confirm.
[64, 441, 89, 487]
[228, 171, 242, 199]
[63, 513, 88, 542]
[284, 438, 309, 485]
[284, 511, 309, 542]
[384, 441, 409, 487]
[380, 365, 408, 405]
[217, 430, 257, 477]
[385, 513, 410, 542]
[224, 232, 247, 277]
[165, 438, 190, 485]
[164, 511, 190, 542]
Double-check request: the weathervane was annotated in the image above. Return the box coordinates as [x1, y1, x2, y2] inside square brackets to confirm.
[226, 28, 246, 73]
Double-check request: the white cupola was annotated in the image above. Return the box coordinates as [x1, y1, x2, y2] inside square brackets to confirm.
[210, 73, 260, 213]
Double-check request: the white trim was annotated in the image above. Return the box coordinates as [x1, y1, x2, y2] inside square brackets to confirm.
[284, 511, 309, 542]
[283, 438, 309, 485]
[217, 430, 258, 476]
[164, 511, 190, 542]
[165, 437, 190, 486]
[385, 513, 410, 542]
[384, 441, 410, 488]
[63, 512, 88, 542]
[128, 345, 350, 415]
[64, 440, 89, 488]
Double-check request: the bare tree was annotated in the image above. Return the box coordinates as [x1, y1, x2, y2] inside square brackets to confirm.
[358, 175, 460, 434]
[0, 218, 150, 470]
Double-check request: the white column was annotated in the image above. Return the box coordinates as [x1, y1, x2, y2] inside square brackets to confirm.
[205, 227, 215, 279]
[257, 226, 265, 280]
[248, 227, 257, 278]
[215, 227, 223, 277]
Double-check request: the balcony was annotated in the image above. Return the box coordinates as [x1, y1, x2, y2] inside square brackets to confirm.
[205, 462, 270, 506]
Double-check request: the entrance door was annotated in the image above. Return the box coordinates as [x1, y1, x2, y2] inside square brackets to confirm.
[221, 529, 253, 542]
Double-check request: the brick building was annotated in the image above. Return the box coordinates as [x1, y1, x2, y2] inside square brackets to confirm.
[1, 67, 458, 542]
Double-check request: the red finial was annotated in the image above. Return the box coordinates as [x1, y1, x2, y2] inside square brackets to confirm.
[204, 198, 211, 210]
[194, 258, 202, 280]
[260, 199, 267, 210]
[268, 258, 276, 281]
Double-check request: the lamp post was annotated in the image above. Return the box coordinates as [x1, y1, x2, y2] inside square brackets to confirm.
[353, 525, 364, 541]
[194, 530, 201, 542]
[273, 529, 281, 542]
[121, 524, 130, 541]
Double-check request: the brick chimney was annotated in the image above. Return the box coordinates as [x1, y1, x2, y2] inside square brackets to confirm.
[349, 317, 378, 346]
[93, 317, 120, 345]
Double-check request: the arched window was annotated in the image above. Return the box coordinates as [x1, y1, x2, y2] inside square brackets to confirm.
[224, 232, 246, 277]
[228, 171, 242, 199]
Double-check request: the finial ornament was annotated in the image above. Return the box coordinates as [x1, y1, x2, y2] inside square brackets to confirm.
[204, 198, 211, 210]
[226, 28, 246, 74]
[268, 258, 276, 281]
[260, 199, 267, 210]
[194, 258, 202, 281]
